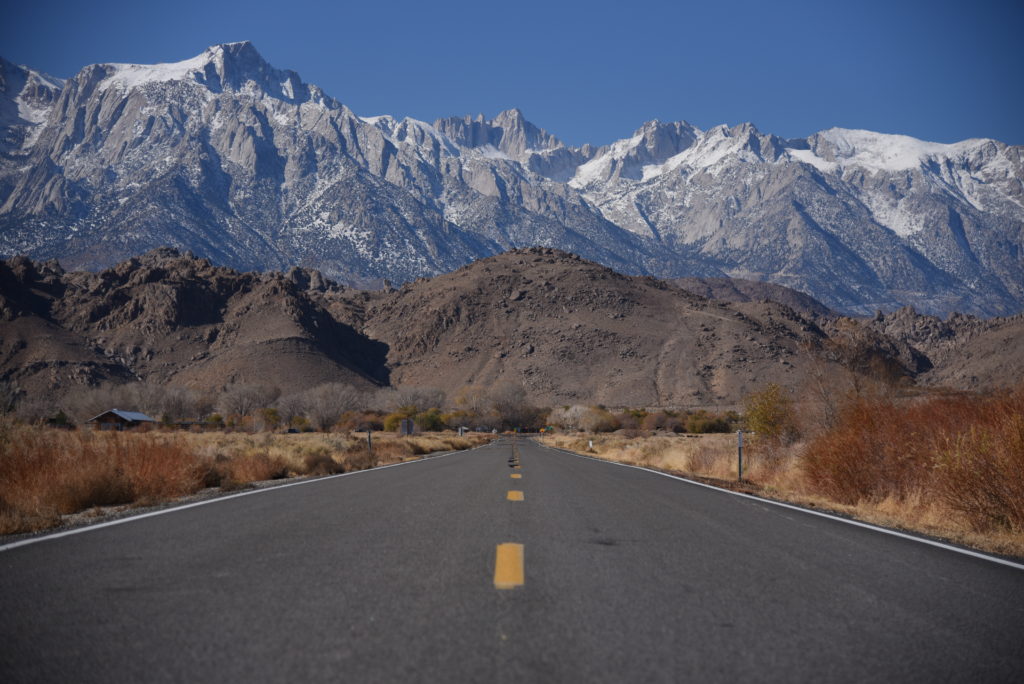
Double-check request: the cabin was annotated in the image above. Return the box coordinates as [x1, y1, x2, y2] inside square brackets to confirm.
[86, 409, 158, 431]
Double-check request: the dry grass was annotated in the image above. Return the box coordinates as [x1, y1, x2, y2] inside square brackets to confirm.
[541, 432, 739, 479]
[540, 389, 1024, 559]
[0, 424, 492, 535]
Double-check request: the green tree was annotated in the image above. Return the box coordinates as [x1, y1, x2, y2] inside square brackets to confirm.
[743, 384, 799, 444]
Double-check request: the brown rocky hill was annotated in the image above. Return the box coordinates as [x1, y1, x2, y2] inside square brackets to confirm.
[856, 306, 1024, 391]
[356, 250, 864, 407]
[0, 249, 387, 400]
[670, 277, 836, 318]
[2, 247, 1016, 410]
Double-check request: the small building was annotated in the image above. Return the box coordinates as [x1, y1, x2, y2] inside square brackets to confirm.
[86, 409, 158, 431]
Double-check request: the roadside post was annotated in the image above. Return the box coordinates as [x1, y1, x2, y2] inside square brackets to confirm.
[737, 430, 743, 482]
[367, 429, 373, 461]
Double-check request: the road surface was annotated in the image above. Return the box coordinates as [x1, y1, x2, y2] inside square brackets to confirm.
[2, 438, 1022, 682]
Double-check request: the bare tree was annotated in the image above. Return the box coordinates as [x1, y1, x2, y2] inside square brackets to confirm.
[274, 392, 307, 425]
[217, 384, 281, 418]
[14, 396, 53, 423]
[488, 382, 539, 430]
[63, 384, 123, 423]
[299, 383, 362, 431]
[375, 386, 446, 413]
[454, 385, 490, 416]
[547, 405, 588, 430]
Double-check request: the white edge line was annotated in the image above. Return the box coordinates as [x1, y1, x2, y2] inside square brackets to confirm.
[0, 443, 489, 553]
[540, 444, 1024, 572]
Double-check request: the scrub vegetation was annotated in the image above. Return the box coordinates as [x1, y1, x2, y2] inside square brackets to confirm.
[0, 427, 491, 535]
[542, 383, 1024, 558]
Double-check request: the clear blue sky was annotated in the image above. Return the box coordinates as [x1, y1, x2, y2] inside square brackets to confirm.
[3, 0, 1022, 147]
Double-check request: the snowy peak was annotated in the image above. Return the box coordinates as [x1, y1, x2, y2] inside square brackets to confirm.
[434, 108, 564, 157]
[788, 128, 1003, 173]
[573, 118, 765, 185]
[2, 43, 1023, 318]
[93, 42, 328, 105]
[0, 57, 64, 153]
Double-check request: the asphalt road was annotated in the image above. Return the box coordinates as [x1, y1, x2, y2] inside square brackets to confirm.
[2, 438, 1022, 683]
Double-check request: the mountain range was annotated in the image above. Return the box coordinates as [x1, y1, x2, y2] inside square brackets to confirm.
[1, 42, 1022, 316]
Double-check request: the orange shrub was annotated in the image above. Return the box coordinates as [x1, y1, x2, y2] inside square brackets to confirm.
[803, 388, 1024, 533]
[932, 389, 1024, 532]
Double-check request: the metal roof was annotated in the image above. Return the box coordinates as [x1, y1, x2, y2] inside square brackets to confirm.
[86, 409, 158, 423]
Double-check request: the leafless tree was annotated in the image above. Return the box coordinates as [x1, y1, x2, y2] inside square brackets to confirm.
[488, 381, 539, 430]
[375, 386, 446, 413]
[299, 383, 362, 431]
[274, 392, 307, 425]
[217, 384, 281, 418]
[547, 405, 589, 430]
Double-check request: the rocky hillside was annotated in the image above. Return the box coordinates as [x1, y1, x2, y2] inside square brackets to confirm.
[670, 277, 836, 318]
[856, 307, 1024, 391]
[3, 248, 1018, 409]
[1, 43, 1022, 316]
[0, 249, 387, 399]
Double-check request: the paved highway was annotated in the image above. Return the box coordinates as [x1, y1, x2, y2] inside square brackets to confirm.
[2, 438, 1022, 682]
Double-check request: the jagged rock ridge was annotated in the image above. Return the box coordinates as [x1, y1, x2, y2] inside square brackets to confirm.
[1, 43, 1022, 316]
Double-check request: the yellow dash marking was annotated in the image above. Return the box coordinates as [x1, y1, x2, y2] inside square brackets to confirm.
[507, 490, 524, 501]
[510, 474, 522, 479]
[494, 543, 524, 589]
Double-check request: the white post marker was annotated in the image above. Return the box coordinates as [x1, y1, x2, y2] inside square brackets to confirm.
[737, 430, 743, 482]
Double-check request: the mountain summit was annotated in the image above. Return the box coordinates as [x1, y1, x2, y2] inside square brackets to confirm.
[1, 43, 1021, 315]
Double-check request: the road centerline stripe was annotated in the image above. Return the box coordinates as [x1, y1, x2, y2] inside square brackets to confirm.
[507, 490, 524, 501]
[510, 474, 522, 479]
[494, 543, 524, 589]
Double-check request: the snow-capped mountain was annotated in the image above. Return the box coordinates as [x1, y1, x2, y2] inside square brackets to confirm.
[1, 42, 1021, 315]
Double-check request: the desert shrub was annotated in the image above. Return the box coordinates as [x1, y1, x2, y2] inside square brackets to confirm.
[684, 410, 732, 434]
[579, 407, 620, 432]
[641, 411, 666, 431]
[932, 390, 1024, 532]
[256, 408, 281, 432]
[801, 390, 1023, 519]
[744, 384, 799, 444]
[116, 436, 205, 503]
[335, 411, 383, 432]
[221, 451, 289, 486]
[0, 428, 205, 530]
[289, 415, 312, 432]
[802, 397, 930, 504]
[383, 411, 412, 432]
[414, 408, 445, 432]
[613, 409, 648, 430]
[300, 446, 344, 476]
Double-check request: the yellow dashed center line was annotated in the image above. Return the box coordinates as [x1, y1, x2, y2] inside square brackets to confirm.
[507, 490, 524, 501]
[494, 543, 524, 589]
[510, 473, 522, 479]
